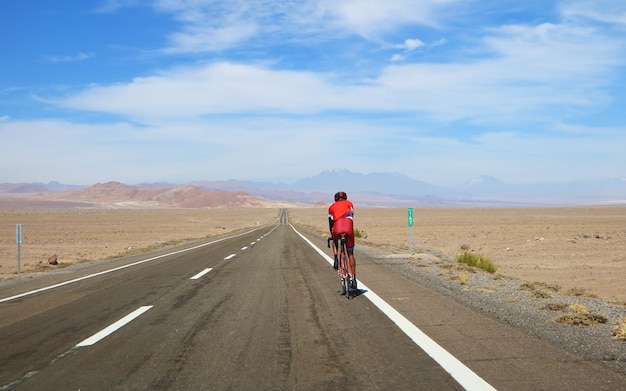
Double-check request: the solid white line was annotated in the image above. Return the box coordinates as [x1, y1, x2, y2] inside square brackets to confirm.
[290, 225, 497, 391]
[0, 227, 268, 304]
[224, 254, 236, 260]
[190, 268, 213, 280]
[75, 306, 153, 347]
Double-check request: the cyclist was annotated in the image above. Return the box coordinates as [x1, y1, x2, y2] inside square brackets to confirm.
[328, 191, 357, 289]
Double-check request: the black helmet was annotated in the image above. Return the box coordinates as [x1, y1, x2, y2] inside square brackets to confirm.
[334, 191, 347, 201]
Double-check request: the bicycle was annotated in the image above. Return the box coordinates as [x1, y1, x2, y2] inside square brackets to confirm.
[328, 235, 356, 299]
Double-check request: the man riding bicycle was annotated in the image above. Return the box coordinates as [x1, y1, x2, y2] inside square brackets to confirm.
[328, 191, 357, 289]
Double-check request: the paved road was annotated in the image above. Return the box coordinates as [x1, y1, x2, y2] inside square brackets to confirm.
[1, 210, 624, 390]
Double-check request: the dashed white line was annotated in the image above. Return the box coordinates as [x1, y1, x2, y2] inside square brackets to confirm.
[75, 306, 153, 347]
[190, 268, 213, 280]
[241, 246, 248, 250]
[224, 254, 236, 260]
[0, 227, 268, 304]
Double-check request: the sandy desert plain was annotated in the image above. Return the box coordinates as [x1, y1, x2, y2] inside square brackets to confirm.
[0, 205, 625, 305]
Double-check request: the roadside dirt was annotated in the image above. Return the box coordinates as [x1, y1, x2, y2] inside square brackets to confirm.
[289, 207, 626, 305]
[0, 208, 279, 278]
[1, 206, 625, 304]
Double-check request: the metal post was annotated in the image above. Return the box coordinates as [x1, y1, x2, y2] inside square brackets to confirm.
[16, 224, 22, 276]
[409, 225, 413, 255]
[408, 208, 414, 255]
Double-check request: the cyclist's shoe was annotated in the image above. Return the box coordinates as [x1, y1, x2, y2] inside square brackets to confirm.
[333, 255, 338, 270]
[351, 277, 357, 290]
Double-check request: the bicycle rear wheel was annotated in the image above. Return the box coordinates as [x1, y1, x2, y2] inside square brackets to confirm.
[340, 239, 351, 299]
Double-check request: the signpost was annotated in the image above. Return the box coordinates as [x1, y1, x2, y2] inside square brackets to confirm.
[407, 208, 413, 255]
[16, 224, 22, 276]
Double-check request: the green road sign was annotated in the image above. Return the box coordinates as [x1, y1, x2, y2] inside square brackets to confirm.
[408, 208, 413, 227]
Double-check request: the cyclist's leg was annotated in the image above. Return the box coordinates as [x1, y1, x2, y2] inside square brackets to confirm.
[347, 250, 356, 275]
[346, 233, 357, 289]
[330, 232, 339, 270]
[332, 239, 339, 269]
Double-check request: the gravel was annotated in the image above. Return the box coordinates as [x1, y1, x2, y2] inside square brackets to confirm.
[356, 243, 626, 376]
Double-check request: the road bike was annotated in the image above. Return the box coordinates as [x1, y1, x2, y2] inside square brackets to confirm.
[328, 235, 356, 299]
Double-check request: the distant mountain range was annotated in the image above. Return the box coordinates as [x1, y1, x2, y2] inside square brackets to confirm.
[1, 169, 625, 207]
[193, 169, 626, 206]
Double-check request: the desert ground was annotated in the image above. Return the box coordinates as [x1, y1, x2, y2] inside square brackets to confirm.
[290, 207, 626, 305]
[0, 208, 279, 276]
[1, 206, 625, 304]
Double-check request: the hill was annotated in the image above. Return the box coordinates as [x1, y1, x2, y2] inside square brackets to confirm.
[1, 170, 625, 208]
[0, 182, 286, 209]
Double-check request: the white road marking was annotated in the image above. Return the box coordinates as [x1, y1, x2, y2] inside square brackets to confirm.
[241, 246, 248, 250]
[224, 254, 236, 260]
[190, 268, 213, 280]
[75, 306, 153, 347]
[0, 227, 269, 304]
[291, 225, 497, 391]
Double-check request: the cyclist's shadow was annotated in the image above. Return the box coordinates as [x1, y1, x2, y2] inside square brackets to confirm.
[338, 288, 367, 298]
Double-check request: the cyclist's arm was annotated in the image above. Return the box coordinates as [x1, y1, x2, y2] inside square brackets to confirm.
[328, 215, 334, 234]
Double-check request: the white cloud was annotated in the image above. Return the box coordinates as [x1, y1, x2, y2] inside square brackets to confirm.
[148, 0, 464, 53]
[431, 37, 447, 47]
[403, 38, 425, 50]
[2, 114, 625, 186]
[559, 0, 626, 25]
[0, 116, 369, 183]
[164, 23, 258, 53]
[46, 1, 624, 127]
[390, 38, 425, 61]
[52, 15, 624, 125]
[53, 62, 349, 121]
[43, 52, 94, 63]
[154, 0, 310, 53]
[317, 0, 461, 39]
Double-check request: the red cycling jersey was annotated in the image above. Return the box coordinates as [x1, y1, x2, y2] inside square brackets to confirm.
[328, 199, 354, 221]
[328, 199, 355, 249]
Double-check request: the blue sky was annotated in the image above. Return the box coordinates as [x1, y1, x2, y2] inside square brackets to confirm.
[1, 0, 625, 186]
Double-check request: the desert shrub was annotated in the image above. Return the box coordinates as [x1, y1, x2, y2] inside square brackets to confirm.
[520, 282, 561, 292]
[455, 252, 497, 273]
[540, 303, 568, 312]
[354, 228, 363, 238]
[530, 290, 552, 299]
[554, 313, 607, 326]
[552, 302, 608, 326]
[566, 287, 588, 297]
[569, 302, 588, 314]
[612, 318, 626, 340]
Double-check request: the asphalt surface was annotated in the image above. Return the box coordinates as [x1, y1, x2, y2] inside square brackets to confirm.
[1, 210, 625, 390]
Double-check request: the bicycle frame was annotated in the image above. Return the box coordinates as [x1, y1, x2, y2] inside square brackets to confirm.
[338, 235, 354, 299]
